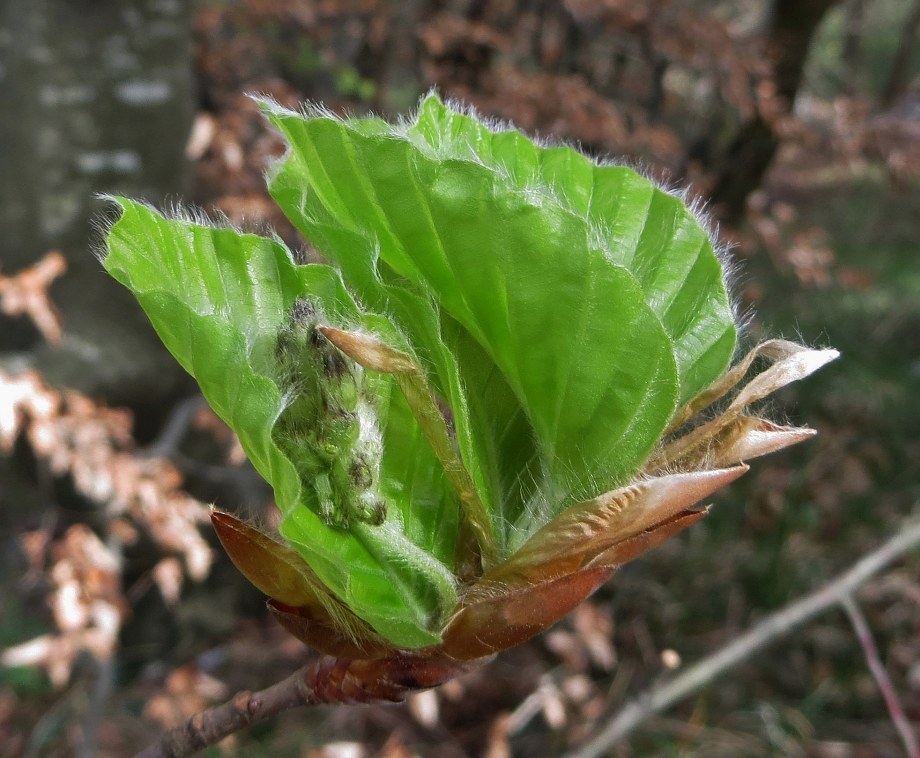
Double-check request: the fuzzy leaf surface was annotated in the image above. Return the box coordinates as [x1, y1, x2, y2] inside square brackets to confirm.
[406, 95, 737, 404]
[103, 198, 457, 648]
[265, 100, 691, 548]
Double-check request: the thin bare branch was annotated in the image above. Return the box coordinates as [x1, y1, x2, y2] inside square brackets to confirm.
[136, 653, 480, 758]
[566, 515, 920, 758]
[841, 594, 920, 758]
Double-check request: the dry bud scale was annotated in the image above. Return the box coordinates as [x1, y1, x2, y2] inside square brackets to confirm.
[103, 94, 837, 698]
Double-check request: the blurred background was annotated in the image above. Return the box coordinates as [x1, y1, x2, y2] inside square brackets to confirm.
[1, 0, 918, 755]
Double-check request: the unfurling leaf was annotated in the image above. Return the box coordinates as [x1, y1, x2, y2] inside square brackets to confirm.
[102, 94, 836, 660]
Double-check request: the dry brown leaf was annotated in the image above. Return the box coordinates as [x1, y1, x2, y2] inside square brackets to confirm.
[0, 251, 66, 345]
[655, 342, 839, 468]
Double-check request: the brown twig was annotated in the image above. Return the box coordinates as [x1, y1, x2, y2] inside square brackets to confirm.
[565, 515, 920, 758]
[841, 594, 920, 758]
[136, 653, 482, 757]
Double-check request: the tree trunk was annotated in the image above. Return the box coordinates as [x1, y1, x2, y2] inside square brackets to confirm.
[841, 0, 867, 94]
[709, 0, 842, 222]
[0, 0, 195, 406]
[880, 0, 920, 108]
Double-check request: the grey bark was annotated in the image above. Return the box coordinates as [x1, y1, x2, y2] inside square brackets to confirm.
[0, 0, 195, 405]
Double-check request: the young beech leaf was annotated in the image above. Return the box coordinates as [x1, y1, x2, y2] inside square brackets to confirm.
[263, 99, 709, 545]
[104, 199, 457, 648]
[405, 95, 737, 405]
[101, 96, 836, 656]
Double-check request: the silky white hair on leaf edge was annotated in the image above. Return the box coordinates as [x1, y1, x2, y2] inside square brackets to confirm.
[255, 90, 742, 335]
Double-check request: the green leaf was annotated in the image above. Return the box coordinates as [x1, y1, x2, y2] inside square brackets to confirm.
[318, 326, 496, 564]
[406, 95, 737, 404]
[103, 198, 456, 648]
[268, 160, 507, 548]
[264, 99, 702, 548]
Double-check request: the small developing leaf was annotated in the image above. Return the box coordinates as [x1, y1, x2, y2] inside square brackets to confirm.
[319, 325, 497, 566]
[261, 95, 739, 552]
[104, 199, 458, 648]
[273, 299, 386, 528]
[101, 95, 835, 656]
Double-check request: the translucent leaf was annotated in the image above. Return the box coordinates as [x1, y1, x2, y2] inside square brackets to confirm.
[103, 198, 457, 648]
[264, 99, 685, 547]
[406, 94, 737, 404]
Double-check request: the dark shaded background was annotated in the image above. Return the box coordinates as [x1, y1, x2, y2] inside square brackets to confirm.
[1, 0, 919, 755]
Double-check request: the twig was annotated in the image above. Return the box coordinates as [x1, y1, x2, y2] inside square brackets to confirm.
[142, 396, 207, 459]
[77, 655, 116, 758]
[136, 653, 480, 757]
[142, 395, 258, 491]
[841, 594, 920, 758]
[77, 532, 125, 758]
[565, 516, 920, 758]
